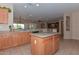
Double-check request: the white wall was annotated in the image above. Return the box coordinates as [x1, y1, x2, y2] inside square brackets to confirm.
[71, 12, 79, 40]
[64, 11, 79, 40]
[0, 4, 13, 31]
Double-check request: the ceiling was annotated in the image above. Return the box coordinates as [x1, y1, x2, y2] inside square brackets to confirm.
[13, 3, 79, 21]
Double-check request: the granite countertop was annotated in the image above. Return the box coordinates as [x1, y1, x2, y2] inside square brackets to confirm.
[31, 32, 59, 38]
[0, 30, 30, 33]
[12, 29, 39, 32]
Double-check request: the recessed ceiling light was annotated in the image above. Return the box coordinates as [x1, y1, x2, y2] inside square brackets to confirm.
[29, 14, 32, 17]
[24, 5, 27, 8]
[39, 17, 42, 18]
[36, 4, 40, 7]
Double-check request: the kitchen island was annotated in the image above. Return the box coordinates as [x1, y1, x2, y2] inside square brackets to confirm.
[31, 32, 60, 55]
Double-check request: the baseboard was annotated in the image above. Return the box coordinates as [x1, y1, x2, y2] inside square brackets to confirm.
[64, 39, 79, 40]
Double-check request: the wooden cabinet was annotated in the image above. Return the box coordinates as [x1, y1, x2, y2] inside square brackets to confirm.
[31, 34, 60, 55]
[51, 35, 59, 53]
[44, 37, 52, 54]
[0, 33, 11, 49]
[47, 22, 59, 32]
[54, 35, 59, 51]
[0, 9, 8, 24]
[31, 36, 44, 55]
[0, 32, 31, 50]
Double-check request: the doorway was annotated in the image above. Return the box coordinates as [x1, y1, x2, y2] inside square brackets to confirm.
[61, 21, 64, 39]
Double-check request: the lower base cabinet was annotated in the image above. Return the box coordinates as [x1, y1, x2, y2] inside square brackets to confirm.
[31, 34, 60, 55]
[51, 35, 60, 54]
[44, 37, 52, 54]
[0, 32, 31, 50]
[31, 36, 44, 54]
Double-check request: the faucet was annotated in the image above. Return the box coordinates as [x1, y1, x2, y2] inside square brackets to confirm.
[9, 25, 13, 32]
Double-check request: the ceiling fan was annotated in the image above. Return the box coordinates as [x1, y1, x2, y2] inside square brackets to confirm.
[24, 3, 40, 8]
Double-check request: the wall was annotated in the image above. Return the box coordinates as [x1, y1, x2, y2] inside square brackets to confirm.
[64, 11, 79, 40]
[0, 4, 13, 31]
[71, 11, 79, 40]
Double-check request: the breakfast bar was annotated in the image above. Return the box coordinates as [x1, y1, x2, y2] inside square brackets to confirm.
[31, 32, 60, 55]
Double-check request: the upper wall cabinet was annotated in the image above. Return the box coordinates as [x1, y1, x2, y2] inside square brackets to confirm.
[0, 9, 8, 24]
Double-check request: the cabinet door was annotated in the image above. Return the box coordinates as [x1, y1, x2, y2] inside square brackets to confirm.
[17, 32, 23, 45]
[20, 32, 30, 44]
[31, 35, 44, 55]
[0, 33, 12, 49]
[44, 37, 51, 54]
[51, 35, 59, 53]
[7, 35, 13, 48]
[55, 35, 59, 50]
[26, 32, 31, 43]
[23, 33, 28, 44]
[0, 34, 9, 49]
[0, 36, 2, 49]
[12, 33, 18, 46]
[31, 36, 39, 54]
[51, 36, 54, 53]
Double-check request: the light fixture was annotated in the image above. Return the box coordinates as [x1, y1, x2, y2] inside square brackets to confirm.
[24, 5, 27, 8]
[29, 14, 32, 17]
[24, 3, 40, 8]
[36, 4, 40, 7]
[39, 17, 42, 18]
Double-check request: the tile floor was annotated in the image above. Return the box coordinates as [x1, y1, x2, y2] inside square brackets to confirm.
[0, 44, 31, 55]
[0, 39, 79, 55]
[55, 39, 79, 55]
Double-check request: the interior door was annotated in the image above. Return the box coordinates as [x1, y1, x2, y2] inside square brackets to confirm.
[61, 21, 64, 39]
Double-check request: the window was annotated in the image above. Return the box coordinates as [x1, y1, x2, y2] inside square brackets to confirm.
[0, 9, 8, 24]
[13, 23, 24, 29]
[29, 23, 37, 29]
